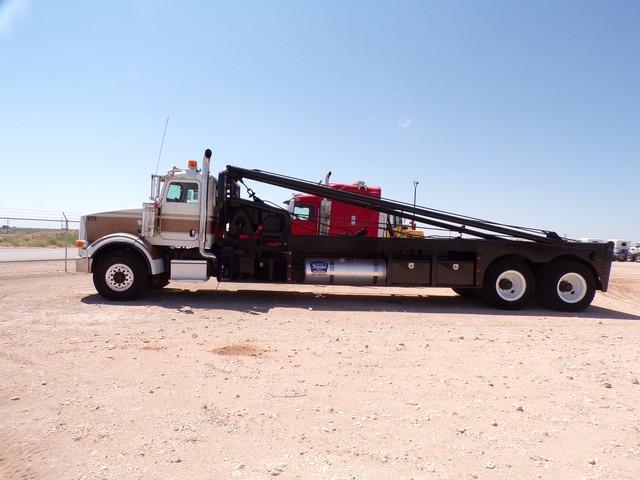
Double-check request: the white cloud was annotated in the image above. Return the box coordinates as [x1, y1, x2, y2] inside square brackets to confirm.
[397, 117, 412, 129]
[0, 0, 30, 37]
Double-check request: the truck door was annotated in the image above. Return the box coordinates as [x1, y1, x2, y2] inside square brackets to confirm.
[159, 181, 200, 245]
[290, 203, 317, 236]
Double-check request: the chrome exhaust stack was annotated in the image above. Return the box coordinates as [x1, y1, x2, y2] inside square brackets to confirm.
[198, 148, 217, 261]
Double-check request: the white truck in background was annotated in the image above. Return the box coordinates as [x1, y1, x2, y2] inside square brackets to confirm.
[579, 239, 635, 262]
[611, 239, 631, 261]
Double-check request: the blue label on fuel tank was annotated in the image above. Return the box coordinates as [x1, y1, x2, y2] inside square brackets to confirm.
[310, 261, 329, 274]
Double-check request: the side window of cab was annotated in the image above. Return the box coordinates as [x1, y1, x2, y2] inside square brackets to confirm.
[293, 205, 314, 221]
[166, 182, 199, 203]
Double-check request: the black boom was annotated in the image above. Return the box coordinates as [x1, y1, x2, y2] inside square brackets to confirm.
[224, 166, 564, 244]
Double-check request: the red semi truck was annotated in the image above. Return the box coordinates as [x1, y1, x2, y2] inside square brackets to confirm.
[286, 181, 384, 238]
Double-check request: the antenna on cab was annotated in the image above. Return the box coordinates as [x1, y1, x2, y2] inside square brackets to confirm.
[154, 116, 170, 176]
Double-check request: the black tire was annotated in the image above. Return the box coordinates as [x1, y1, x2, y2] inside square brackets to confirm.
[229, 209, 254, 235]
[452, 287, 478, 298]
[93, 251, 149, 301]
[481, 259, 534, 310]
[537, 261, 596, 312]
[262, 214, 283, 235]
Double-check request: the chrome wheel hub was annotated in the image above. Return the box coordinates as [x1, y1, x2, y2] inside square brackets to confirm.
[105, 263, 134, 292]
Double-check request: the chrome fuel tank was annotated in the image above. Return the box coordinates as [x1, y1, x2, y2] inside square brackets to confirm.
[304, 258, 386, 285]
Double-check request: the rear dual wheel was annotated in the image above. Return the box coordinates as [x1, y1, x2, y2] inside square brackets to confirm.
[536, 261, 596, 312]
[481, 258, 596, 311]
[482, 259, 534, 310]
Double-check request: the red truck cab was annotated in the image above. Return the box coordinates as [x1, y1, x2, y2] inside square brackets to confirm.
[286, 181, 383, 238]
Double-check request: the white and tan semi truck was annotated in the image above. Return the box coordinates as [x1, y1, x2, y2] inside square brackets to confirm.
[77, 149, 613, 311]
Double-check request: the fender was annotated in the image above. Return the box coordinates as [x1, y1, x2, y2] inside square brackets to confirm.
[87, 233, 165, 275]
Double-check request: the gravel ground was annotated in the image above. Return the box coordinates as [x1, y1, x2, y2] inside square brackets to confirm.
[1, 261, 639, 480]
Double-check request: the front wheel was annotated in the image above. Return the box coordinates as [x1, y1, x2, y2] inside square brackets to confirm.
[537, 261, 596, 311]
[93, 251, 149, 301]
[482, 259, 534, 310]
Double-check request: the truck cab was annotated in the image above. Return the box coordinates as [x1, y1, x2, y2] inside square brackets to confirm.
[76, 157, 219, 292]
[286, 181, 385, 238]
[142, 161, 217, 249]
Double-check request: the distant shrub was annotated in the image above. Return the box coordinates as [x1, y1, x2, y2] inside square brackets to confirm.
[0, 230, 79, 248]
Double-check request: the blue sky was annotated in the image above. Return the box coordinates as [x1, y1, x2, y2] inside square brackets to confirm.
[0, 0, 638, 239]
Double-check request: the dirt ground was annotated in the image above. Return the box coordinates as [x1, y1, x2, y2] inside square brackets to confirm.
[1, 262, 639, 480]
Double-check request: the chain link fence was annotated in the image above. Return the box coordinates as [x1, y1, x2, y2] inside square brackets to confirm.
[0, 214, 80, 277]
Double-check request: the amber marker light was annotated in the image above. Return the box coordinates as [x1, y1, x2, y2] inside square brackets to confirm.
[188, 160, 198, 169]
[76, 240, 87, 248]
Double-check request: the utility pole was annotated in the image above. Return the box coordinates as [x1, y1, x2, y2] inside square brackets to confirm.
[412, 180, 419, 229]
